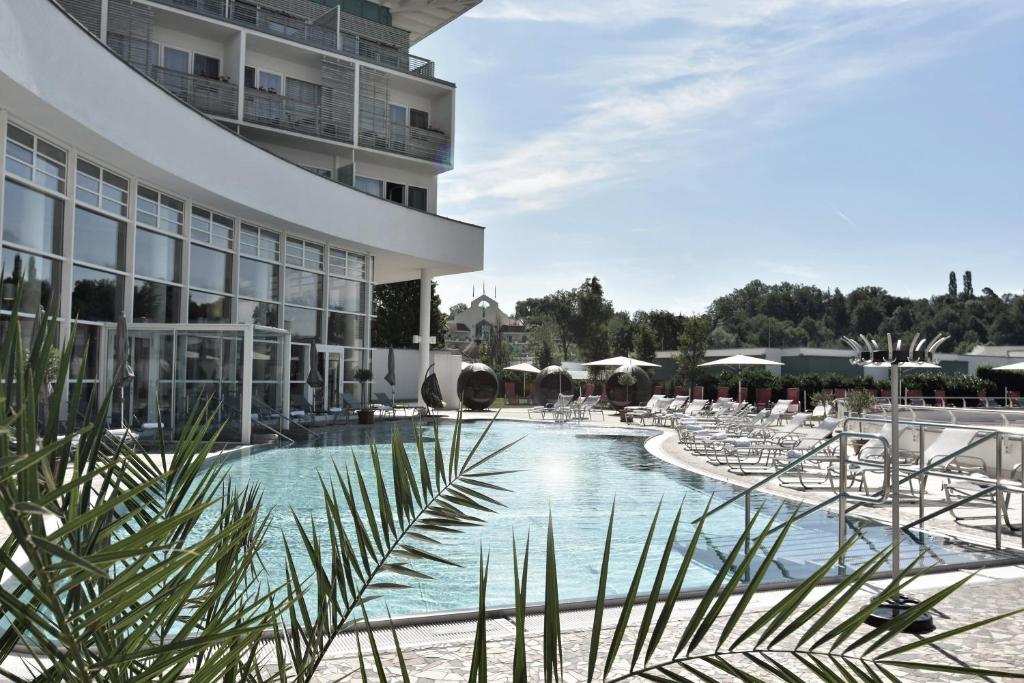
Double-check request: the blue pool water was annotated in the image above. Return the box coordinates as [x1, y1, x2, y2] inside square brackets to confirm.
[206, 419, 998, 618]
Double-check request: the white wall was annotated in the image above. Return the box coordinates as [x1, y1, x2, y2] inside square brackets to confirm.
[354, 158, 437, 213]
[370, 348, 461, 405]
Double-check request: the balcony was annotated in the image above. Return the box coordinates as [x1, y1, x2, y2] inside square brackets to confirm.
[148, 65, 238, 118]
[358, 123, 452, 166]
[148, 0, 441, 83]
[243, 88, 352, 144]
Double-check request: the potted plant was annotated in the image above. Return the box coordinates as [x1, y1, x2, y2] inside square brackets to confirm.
[844, 388, 876, 453]
[353, 367, 375, 425]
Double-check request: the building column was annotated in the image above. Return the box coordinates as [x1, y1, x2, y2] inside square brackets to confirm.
[418, 269, 431, 407]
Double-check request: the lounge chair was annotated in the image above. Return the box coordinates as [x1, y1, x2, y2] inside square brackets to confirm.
[573, 395, 603, 420]
[528, 393, 573, 421]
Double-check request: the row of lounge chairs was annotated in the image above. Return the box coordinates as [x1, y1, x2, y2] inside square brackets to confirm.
[674, 398, 1022, 530]
[527, 394, 604, 421]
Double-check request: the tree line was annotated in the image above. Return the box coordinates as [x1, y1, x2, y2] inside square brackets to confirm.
[512, 272, 1024, 377]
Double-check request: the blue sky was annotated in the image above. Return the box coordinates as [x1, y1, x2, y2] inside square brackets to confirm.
[417, 0, 1024, 314]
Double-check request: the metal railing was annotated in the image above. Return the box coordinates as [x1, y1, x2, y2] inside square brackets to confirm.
[147, 0, 440, 82]
[148, 65, 239, 118]
[358, 123, 452, 165]
[243, 88, 351, 142]
[696, 418, 1024, 561]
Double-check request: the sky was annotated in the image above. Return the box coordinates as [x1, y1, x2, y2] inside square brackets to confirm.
[416, 0, 1024, 315]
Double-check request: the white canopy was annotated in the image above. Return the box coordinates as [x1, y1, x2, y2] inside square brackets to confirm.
[504, 362, 541, 373]
[584, 356, 660, 368]
[699, 355, 783, 403]
[699, 354, 784, 368]
[993, 361, 1024, 372]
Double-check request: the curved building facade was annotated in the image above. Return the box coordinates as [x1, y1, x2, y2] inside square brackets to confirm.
[0, 0, 483, 441]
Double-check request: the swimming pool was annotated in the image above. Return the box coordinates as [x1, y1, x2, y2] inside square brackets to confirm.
[207, 419, 1000, 618]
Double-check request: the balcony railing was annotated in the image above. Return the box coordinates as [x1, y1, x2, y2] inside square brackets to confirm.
[148, 0, 440, 82]
[358, 123, 451, 165]
[243, 88, 352, 143]
[148, 65, 239, 118]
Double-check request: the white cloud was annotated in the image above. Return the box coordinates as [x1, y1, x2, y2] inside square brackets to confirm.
[441, 0, 1015, 222]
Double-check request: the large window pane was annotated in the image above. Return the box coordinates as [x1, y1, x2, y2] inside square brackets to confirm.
[328, 312, 366, 347]
[285, 268, 322, 307]
[189, 244, 232, 293]
[134, 280, 181, 323]
[354, 176, 382, 198]
[239, 257, 278, 300]
[72, 265, 123, 322]
[2, 180, 64, 254]
[74, 207, 126, 270]
[1, 248, 59, 314]
[238, 299, 279, 327]
[328, 277, 366, 313]
[189, 291, 232, 323]
[135, 229, 181, 282]
[70, 324, 100, 381]
[284, 306, 321, 342]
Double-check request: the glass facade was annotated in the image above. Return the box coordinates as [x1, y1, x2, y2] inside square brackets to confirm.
[0, 120, 375, 440]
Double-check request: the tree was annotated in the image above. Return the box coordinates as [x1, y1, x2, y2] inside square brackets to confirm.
[632, 320, 657, 362]
[963, 270, 974, 298]
[572, 276, 614, 361]
[607, 311, 634, 356]
[449, 302, 468, 317]
[517, 290, 574, 360]
[372, 279, 446, 349]
[851, 298, 885, 333]
[948, 271, 958, 298]
[674, 315, 712, 391]
[480, 336, 511, 372]
[536, 337, 554, 368]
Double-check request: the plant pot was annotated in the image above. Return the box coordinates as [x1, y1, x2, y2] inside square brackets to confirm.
[850, 438, 867, 455]
[357, 409, 375, 425]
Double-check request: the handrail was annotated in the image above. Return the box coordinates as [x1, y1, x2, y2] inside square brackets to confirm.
[694, 415, 1023, 554]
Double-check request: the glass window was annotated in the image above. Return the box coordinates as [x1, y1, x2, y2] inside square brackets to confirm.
[285, 268, 323, 308]
[75, 159, 128, 216]
[1, 248, 59, 314]
[244, 66, 255, 88]
[239, 257, 278, 300]
[240, 224, 279, 261]
[70, 324, 100, 381]
[410, 108, 429, 130]
[328, 312, 366, 347]
[135, 228, 181, 282]
[284, 306, 321, 341]
[238, 299, 279, 327]
[133, 279, 181, 323]
[71, 265, 123, 322]
[191, 207, 233, 249]
[74, 207, 126, 270]
[328, 277, 366, 313]
[188, 290, 232, 323]
[354, 176, 382, 198]
[408, 186, 427, 211]
[386, 182, 404, 205]
[2, 180, 64, 254]
[189, 244, 232, 293]
[193, 53, 220, 79]
[285, 238, 323, 270]
[5, 125, 66, 193]
[164, 46, 189, 73]
[259, 71, 281, 94]
[328, 249, 366, 280]
[136, 185, 183, 234]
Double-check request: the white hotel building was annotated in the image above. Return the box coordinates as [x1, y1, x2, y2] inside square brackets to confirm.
[0, 0, 483, 441]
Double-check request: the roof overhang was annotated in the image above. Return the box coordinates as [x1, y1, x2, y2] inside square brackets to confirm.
[375, 0, 481, 44]
[0, 0, 483, 285]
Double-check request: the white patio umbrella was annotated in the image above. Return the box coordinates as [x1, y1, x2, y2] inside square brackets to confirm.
[698, 354, 783, 403]
[503, 362, 541, 397]
[993, 361, 1024, 372]
[583, 355, 661, 369]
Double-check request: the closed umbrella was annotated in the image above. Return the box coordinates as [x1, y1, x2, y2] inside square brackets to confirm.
[698, 354, 783, 404]
[114, 315, 134, 428]
[503, 361, 540, 397]
[384, 347, 397, 404]
[306, 345, 324, 412]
